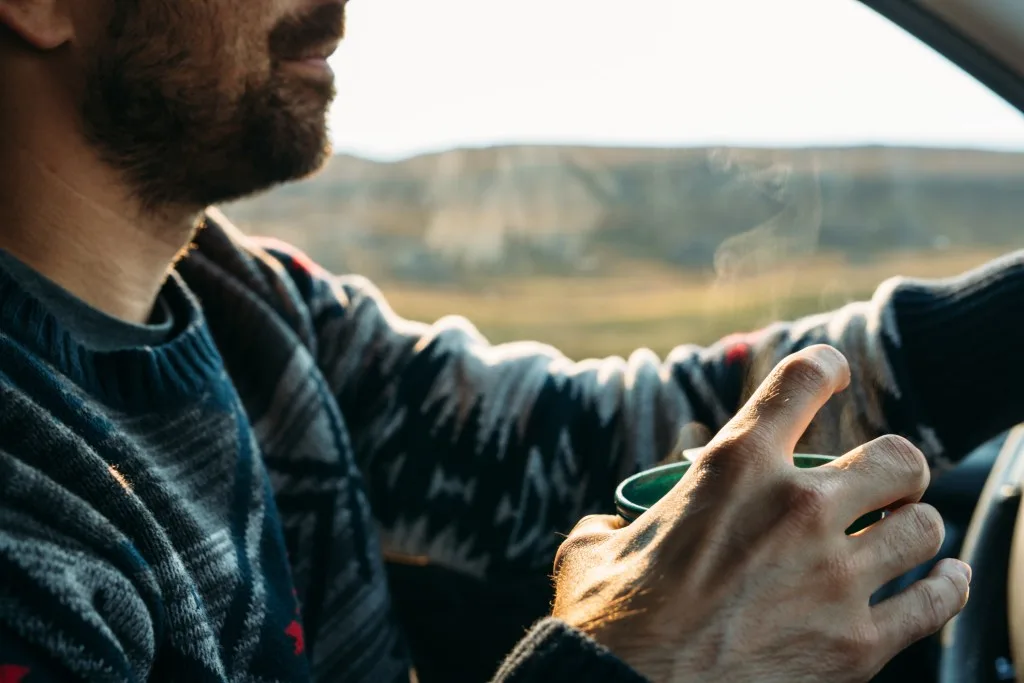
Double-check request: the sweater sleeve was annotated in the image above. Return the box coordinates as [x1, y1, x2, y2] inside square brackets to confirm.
[490, 619, 648, 683]
[258, 240, 1024, 575]
[0, 441, 155, 683]
[0, 518, 150, 683]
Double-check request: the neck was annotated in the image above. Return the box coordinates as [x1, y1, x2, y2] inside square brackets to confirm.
[0, 129, 201, 325]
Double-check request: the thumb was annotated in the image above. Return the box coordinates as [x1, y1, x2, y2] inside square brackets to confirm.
[569, 513, 629, 537]
[554, 514, 627, 574]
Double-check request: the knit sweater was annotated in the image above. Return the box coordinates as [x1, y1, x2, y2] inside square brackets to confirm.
[0, 209, 1021, 683]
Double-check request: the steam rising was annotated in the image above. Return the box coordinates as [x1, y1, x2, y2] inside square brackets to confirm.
[710, 149, 825, 315]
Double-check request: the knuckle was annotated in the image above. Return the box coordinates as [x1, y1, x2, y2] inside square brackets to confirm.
[728, 412, 777, 450]
[874, 435, 929, 486]
[879, 535, 915, 576]
[714, 426, 756, 454]
[780, 477, 830, 527]
[907, 504, 945, 554]
[696, 435, 761, 482]
[919, 580, 956, 630]
[869, 506, 945, 576]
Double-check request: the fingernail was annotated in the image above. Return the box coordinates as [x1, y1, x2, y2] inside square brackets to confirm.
[807, 345, 849, 375]
[811, 344, 844, 362]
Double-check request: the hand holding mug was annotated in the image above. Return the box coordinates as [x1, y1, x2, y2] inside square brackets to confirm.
[552, 345, 970, 683]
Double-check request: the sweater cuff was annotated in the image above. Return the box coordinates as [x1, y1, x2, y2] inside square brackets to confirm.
[890, 251, 1024, 459]
[491, 618, 649, 683]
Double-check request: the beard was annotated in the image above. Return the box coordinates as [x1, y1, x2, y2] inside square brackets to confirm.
[80, 1, 343, 210]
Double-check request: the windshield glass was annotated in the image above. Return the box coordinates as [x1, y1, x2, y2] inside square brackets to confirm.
[224, 0, 1024, 358]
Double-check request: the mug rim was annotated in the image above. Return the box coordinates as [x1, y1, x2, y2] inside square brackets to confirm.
[615, 453, 837, 522]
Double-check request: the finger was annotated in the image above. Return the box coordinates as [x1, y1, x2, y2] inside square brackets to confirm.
[871, 558, 971, 657]
[851, 503, 945, 588]
[717, 345, 851, 458]
[554, 514, 625, 574]
[821, 435, 931, 526]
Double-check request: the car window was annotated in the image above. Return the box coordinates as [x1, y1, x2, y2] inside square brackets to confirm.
[224, 0, 1024, 359]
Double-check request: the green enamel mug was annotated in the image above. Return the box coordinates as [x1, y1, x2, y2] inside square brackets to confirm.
[615, 453, 883, 535]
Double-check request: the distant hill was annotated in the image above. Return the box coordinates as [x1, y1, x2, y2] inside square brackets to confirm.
[221, 145, 1024, 282]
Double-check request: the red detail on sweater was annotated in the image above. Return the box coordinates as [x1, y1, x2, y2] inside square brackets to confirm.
[721, 328, 768, 365]
[289, 251, 318, 275]
[256, 238, 321, 276]
[725, 342, 750, 365]
[285, 620, 305, 655]
[0, 665, 30, 683]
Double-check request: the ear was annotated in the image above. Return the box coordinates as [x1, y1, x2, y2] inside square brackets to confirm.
[0, 0, 74, 50]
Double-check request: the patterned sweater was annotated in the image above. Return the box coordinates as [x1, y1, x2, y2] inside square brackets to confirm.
[0, 209, 1022, 683]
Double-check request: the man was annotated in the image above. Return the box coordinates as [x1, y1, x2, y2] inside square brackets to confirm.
[0, 0, 1016, 681]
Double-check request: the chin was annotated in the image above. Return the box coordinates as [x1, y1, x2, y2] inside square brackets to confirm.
[95, 70, 337, 209]
[202, 137, 332, 206]
[184, 93, 334, 206]
[254, 80, 335, 180]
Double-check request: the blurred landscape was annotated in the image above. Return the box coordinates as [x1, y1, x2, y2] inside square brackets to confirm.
[223, 145, 1024, 358]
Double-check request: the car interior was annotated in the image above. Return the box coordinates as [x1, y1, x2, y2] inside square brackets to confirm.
[190, 0, 1024, 678]
[366, 1, 1024, 681]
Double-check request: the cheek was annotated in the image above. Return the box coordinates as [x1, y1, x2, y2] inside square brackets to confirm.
[196, 3, 274, 84]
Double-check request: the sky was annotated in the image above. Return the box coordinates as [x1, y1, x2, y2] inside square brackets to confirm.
[327, 0, 1024, 160]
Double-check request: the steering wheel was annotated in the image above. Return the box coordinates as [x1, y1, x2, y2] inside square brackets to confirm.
[938, 425, 1024, 683]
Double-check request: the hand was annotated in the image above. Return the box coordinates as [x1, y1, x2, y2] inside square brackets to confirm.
[551, 345, 970, 683]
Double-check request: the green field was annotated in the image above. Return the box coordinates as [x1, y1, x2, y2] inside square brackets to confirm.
[374, 249, 1004, 359]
